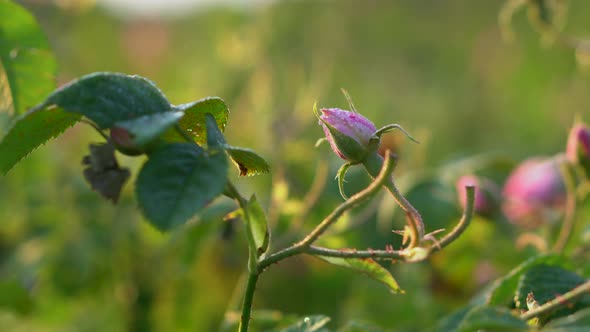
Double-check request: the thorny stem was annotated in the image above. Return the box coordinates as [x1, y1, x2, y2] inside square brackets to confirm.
[521, 280, 590, 321]
[363, 152, 425, 248]
[235, 152, 476, 331]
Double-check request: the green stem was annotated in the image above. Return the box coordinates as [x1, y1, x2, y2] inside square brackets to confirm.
[238, 272, 260, 332]
[552, 160, 577, 253]
[296, 152, 397, 248]
[428, 186, 475, 254]
[362, 152, 424, 248]
[521, 280, 590, 321]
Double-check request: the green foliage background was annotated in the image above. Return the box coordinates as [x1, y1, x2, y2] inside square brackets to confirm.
[1, 0, 589, 331]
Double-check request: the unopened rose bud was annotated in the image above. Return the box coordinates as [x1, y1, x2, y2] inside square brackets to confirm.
[566, 123, 590, 178]
[110, 126, 144, 156]
[456, 175, 500, 216]
[502, 157, 566, 229]
[319, 108, 377, 163]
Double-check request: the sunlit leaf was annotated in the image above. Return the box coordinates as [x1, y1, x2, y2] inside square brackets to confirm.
[136, 143, 228, 231]
[316, 256, 403, 294]
[226, 145, 270, 176]
[163, 97, 229, 145]
[0, 0, 56, 116]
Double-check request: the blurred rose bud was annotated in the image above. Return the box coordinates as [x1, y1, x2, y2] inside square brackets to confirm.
[456, 175, 500, 216]
[566, 123, 590, 178]
[502, 157, 566, 229]
[319, 108, 377, 163]
[110, 126, 144, 156]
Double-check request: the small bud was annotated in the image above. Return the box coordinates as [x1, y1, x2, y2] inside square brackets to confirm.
[456, 175, 500, 216]
[319, 108, 377, 163]
[110, 126, 144, 156]
[566, 123, 590, 178]
[502, 157, 566, 229]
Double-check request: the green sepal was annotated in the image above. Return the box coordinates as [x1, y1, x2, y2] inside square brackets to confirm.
[336, 162, 353, 200]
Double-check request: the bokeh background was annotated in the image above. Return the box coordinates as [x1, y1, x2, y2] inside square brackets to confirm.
[1, 0, 590, 331]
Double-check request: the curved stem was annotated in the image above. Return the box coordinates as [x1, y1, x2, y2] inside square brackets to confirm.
[428, 186, 475, 254]
[362, 152, 424, 248]
[296, 152, 397, 247]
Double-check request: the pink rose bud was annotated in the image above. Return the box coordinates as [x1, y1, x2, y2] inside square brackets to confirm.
[502, 157, 566, 229]
[319, 108, 377, 162]
[566, 123, 590, 178]
[456, 175, 500, 216]
[110, 126, 144, 156]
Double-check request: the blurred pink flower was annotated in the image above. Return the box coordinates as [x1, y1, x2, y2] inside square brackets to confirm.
[319, 108, 376, 162]
[456, 175, 500, 216]
[566, 123, 590, 178]
[502, 157, 566, 228]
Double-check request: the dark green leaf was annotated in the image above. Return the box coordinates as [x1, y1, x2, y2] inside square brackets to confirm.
[43, 72, 171, 128]
[82, 143, 130, 203]
[515, 265, 589, 321]
[163, 97, 229, 145]
[0, 108, 80, 174]
[136, 143, 228, 231]
[543, 307, 590, 331]
[278, 315, 331, 332]
[225, 145, 270, 176]
[244, 195, 270, 258]
[0, 278, 33, 314]
[0, 0, 56, 116]
[113, 111, 184, 147]
[486, 254, 567, 306]
[205, 112, 226, 148]
[434, 306, 475, 332]
[456, 306, 528, 332]
[316, 256, 403, 294]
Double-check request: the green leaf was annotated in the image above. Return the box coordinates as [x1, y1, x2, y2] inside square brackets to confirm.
[136, 143, 228, 231]
[434, 306, 476, 332]
[163, 97, 229, 145]
[278, 315, 331, 332]
[543, 307, 590, 331]
[205, 112, 226, 148]
[0, 0, 56, 116]
[113, 111, 184, 147]
[43, 72, 171, 129]
[0, 278, 33, 315]
[337, 321, 385, 332]
[225, 145, 270, 176]
[456, 306, 529, 332]
[486, 254, 567, 306]
[316, 256, 403, 294]
[0, 108, 80, 174]
[515, 265, 590, 320]
[244, 195, 270, 259]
